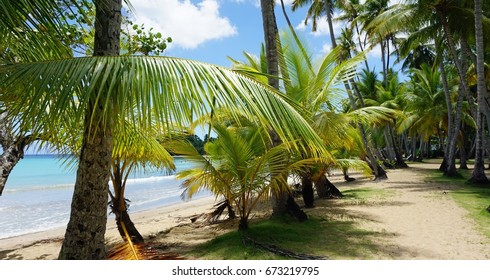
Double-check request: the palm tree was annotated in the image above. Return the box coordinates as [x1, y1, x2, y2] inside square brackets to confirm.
[469, 0, 489, 184]
[0, 0, 76, 195]
[367, 0, 488, 177]
[176, 119, 316, 230]
[292, 0, 388, 179]
[398, 64, 448, 159]
[109, 122, 176, 243]
[1, 0, 329, 259]
[231, 33, 393, 206]
[358, 69, 407, 168]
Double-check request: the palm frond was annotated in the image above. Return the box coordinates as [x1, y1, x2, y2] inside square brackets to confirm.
[1, 56, 327, 157]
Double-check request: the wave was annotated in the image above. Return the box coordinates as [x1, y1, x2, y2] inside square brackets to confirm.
[5, 175, 181, 194]
[122, 175, 179, 185]
[3, 183, 74, 193]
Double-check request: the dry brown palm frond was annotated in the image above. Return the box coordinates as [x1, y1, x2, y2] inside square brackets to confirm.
[106, 242, 185, 260]
[190, 199, 235, 226]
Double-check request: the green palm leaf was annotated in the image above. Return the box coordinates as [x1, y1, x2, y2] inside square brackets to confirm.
[0, 56, 327, 156]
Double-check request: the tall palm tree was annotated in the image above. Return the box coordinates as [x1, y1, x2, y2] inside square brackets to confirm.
[1, 0, 329, 259]
[367, 0, 489, 177]
[398, 64, 448, 159]
[469, 0, 489, 184]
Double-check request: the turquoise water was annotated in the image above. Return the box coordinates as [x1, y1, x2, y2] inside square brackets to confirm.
[0, 155, 208, 239]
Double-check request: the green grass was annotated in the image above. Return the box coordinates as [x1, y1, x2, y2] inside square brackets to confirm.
[425, 168, 490, 240]
[341, 187, 396, 205]
[186, 190, 392, 260]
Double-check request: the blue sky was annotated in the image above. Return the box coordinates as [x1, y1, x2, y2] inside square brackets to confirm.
[127, 0, 397, 71]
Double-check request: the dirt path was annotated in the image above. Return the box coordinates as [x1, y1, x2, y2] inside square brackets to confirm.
[333, 162, 490, 259]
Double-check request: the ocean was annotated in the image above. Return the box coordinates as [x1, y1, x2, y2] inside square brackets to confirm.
[0, 155, 209, 239]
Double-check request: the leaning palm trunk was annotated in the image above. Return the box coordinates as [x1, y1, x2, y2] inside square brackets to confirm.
[59, 0, 121, 259]
[109, 184, 144, 244]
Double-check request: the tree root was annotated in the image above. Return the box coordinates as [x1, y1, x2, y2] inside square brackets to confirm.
[242, 236, 328, 260]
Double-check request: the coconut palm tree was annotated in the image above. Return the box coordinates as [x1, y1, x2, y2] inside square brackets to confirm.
[292, 0, 388, 179]
[176, 119, 317, 230]
[0, 0, 78, 195]
[1, 0, 329, 259]
[366, 0, 486, 176]
[398, 64, 448, 158]
[469, 0, 489, 184]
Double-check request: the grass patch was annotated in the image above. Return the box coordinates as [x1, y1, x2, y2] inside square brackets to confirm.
[186, 215, 386, 260]
[425, 168, 490, 240]
[341, 187, 396, 205]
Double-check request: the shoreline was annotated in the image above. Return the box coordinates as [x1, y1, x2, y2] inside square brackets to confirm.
[0, 195, 217, 259]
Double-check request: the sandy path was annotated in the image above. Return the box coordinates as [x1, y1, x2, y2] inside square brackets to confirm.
[336, 162, 490, 259]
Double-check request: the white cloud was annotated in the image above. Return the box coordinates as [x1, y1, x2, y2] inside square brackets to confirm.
[130, 0, 237, 49]
[297, 12, 345, 38]
[321, 43, 332, 55]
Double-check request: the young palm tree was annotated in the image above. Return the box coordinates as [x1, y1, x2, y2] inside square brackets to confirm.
[176, 120, 316, 230]
[1, 0, 329, 259]
[109, 122, 176, 243]
[293, 0, 388, 179]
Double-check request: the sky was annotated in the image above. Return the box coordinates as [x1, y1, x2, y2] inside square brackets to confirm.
[126, 0, 397, 71]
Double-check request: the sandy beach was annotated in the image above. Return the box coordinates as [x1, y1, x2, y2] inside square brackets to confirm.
[1, 161, 489, 260]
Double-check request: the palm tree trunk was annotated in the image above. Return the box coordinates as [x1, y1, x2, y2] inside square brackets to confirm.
[261, 0, 279, 90]
[301, 175, 314, 208]
[388, 123, 408, 168]
[411, 135, 417, 161]
[59, 104, 113, 259]
[261, 0, 307, 218]
[440, 12, 477, 118]
[324, 0, 336, 48]
[383, 126, 396, 162]
[314, 174, 342, 198]
[440, 57, 465, 176]
[469, 0, 489, 184]
[59, 0, 121, 259]
[110, 163, 144, 243]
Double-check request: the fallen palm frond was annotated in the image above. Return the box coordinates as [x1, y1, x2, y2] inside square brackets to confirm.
[106, 242, 184, 260]
[190, 199, 236, 226]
